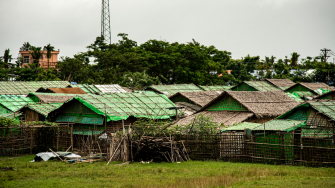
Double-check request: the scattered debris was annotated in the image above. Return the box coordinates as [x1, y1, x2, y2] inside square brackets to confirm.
[115, 161, 130, 166]
[33, 151, 81, 162]
[1, 167, 14, 171]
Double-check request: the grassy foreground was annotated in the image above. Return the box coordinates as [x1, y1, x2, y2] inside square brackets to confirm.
[1, 155, 335, 188]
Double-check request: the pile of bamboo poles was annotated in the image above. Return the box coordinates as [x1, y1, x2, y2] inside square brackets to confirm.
[131, 136, 190, 162]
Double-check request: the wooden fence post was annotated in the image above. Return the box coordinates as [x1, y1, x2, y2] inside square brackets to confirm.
[30, 127, 33, 154]
[57, 127, 59, 151]
[71, 126, 73, 152]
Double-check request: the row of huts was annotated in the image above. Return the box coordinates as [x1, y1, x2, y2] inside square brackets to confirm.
[0, 79, 334, 139]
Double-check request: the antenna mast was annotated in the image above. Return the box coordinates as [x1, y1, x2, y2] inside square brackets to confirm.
[101, 0, 111, 44]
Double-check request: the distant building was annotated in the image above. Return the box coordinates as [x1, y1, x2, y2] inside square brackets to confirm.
[19, 49, 59, 69]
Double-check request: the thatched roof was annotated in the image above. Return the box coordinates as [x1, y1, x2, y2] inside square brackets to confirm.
[299, 82, 330, 91]
[175, 111, 254, 126]
[28, 93, 77, 103]
[201, 91, 299, 118]
[265, 79, 295, 90]
[174, 102, 201, 117]
[169, 91, 222, 107]
[47, 87, 87, 94]
[122, 87, 133, 92]
[199, 85, 233, 91]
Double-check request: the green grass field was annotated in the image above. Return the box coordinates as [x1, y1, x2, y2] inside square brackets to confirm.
[1, 155, 335, 188]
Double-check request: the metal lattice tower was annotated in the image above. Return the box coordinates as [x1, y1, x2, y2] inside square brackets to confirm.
[101, 0, 111, 44]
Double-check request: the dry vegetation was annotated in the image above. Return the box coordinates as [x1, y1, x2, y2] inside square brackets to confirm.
[1, 155, 335, 188]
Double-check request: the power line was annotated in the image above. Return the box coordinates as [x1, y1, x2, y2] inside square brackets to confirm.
[320, 48, 332, 62]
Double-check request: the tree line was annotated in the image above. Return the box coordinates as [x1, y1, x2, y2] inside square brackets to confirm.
[0, 34, 334, 89]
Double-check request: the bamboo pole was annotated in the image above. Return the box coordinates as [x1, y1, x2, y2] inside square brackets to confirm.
[65, 146, 72, 152]
[107, 135, 126, 165]
[30, 127, 33, 155]
[71, 126, 73, 152]
[122, 117, 128, 162]
[182, 141, 190, 160]
[49, 148, 63, 162]
[263, 123, 265, 161]
[57, 127, 59, 151]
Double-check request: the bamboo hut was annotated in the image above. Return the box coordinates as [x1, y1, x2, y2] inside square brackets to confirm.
[175, 91, 299, 127]
[51, 92, 180, 132]
[169, 91, 222, 116]
[285, 82, 330, 95]
[19, 103, 63, 122]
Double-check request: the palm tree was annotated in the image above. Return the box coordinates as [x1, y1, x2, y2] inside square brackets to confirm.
[43, 44, 55, 70]
[20, 42, 31, 51]
[290, 52, 300, 68]
[3, 49, 12, 69]
[30, 46, 43, 68]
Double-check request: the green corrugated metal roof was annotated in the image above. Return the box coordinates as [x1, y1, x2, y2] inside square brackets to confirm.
[71, 84, 128, 94]
[309, 101, 335, 120]
[199, 85, 233, 91]
[0, 95, 35, 113]
[62, 92, 180, 122]
[221, 122, 261, 131]
[253, 119, 305, 132]
[285, 92, 304, 102]
[30, 93, 79, 97]
[25, 103, 63, 117]
[95, 84, 128, 93]
[71, 84, 101, 94]
[244, 81, 282, 91]
[0, 81, 70, 95]
[146, 84, 203, 96]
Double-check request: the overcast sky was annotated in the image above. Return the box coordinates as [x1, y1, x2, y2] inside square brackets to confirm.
[0, 0, 334, 62]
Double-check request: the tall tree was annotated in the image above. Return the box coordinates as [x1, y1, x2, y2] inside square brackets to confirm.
[43, 43, 55, 70]
[29, 47, 43, 68]
[20, 42, 31, 51]
[290, 52, 300, 68]
[3, 49, 12, 69]
[273, 59, 291, 79]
